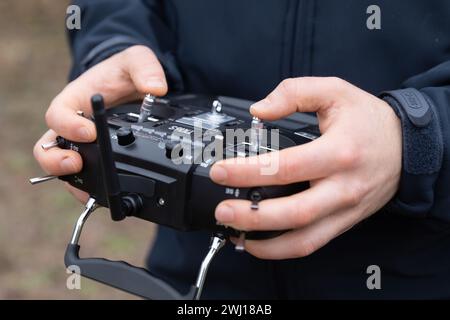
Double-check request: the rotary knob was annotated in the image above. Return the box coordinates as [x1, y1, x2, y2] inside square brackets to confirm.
[116, 127, 135, 146]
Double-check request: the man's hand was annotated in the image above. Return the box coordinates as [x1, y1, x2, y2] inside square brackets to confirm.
[210, 77, 402, 260]
[33, 45, 167, 202]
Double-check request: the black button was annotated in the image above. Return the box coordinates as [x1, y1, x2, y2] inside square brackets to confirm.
[116, 127, 135, 146]
[165, 141, 183, 159]
[248, 188, 264, 202]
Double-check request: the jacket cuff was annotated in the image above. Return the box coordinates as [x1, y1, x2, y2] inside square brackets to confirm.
[80, 35, 138, 71]
[380, 88, 444, 217]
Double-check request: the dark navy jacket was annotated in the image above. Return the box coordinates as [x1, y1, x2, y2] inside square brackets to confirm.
[68, 0, 450, 298]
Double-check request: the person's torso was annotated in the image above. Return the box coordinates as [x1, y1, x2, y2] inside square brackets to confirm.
[159, 0, 450, 99]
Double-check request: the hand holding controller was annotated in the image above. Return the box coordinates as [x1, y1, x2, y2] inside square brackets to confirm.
[33, 45, 168, 202]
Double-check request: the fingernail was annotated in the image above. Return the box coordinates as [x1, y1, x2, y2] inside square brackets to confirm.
[215, 205, 235, 223]
[61, 157, 76, 172]
[77, 127, 91, 140]
[210, 164, 228, 183]
[147, 77, 166, 88]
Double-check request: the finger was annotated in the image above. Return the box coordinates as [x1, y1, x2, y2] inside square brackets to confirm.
[123, 45, 168, 96]
[113, 91, 147, 106]
[215, 179, 352, 231]
[211, 135, 350, 187]
[243, 207, 360, 260]
[65, 183, 90, 204]
[45, 46, 167, 142]
[250, 77, 353, 121]
[33, 130, 83, 175]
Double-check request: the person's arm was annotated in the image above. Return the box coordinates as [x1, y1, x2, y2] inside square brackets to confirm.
[381, 60, 450, 221]
[68, 0, 183, 91]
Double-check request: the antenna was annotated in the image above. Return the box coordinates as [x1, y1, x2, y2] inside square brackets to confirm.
[91, 94, 126, 221]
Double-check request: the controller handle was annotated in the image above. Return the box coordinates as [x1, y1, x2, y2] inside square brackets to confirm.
[64, 244, 194, 299]
[65, 197, 196, 299]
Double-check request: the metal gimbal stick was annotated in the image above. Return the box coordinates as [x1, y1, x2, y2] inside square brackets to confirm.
[193, 234, 226, 300]
[69, 197, 98, 245]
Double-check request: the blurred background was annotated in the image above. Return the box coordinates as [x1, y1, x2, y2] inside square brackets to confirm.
[0, 0, 155, 299]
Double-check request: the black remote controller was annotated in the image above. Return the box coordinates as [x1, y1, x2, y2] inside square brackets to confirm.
[59, 94, 318, 237]
[31, 93, 320, 299]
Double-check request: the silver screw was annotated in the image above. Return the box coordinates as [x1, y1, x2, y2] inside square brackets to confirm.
[158, 198, 166, 206]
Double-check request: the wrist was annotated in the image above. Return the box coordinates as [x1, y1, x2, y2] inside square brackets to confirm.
[380, 88, 443, 217]
[381, 88, 442, 175]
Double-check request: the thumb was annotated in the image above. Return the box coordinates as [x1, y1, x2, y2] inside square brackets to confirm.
[122, 45, 168, 96]
[250, 77, 349, 121]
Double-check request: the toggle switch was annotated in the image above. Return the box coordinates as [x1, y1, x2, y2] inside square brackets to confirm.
[250, 117, 264, 154]
[41, 136, 67, 150]
[138, 94, 156, 123]
[211, 100, 222, 114]
[29, 175, 58, 185]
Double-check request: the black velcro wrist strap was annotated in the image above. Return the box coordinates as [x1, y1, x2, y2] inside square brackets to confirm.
[380, 88, 443, 175]
[382, 88, 432, 127]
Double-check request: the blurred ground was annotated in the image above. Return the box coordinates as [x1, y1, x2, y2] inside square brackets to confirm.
[0, 0, 155, 299]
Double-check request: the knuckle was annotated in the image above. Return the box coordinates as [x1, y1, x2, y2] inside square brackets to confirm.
[341, 180, 367, 207]
[289, 203, 311, 228]
[285, 203, 300, 228]
[72, 157, 83, 172]
[341, 190, 360, 207]
[297, 238, 318, 257]
[123, 45, 140, 56]
[297, 202, 316, 226]
[327, 76, 347, 89]
[121, 46, 137, 65]
[33, 141, 42, 162]
[264, 93, 275, 106]
[336, 143, 361, 168]
[279, 78, 298, 96]
[247, 246, 270, 260]
[276, 155, 297, 184]
[35, 154, 54, 174]
[123, 45, 154, 61]
[44, 104, 55, 127]
[45, 94, 65, 127]
[247, 210, 262, 230]
[328, 77, 350, 99]
[100, 72, 121, 93]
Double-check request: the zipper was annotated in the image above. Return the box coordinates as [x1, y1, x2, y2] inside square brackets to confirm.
[291, 0, 316, 77]
[275, 1, 318, 299]
[280, 0, 300, 80]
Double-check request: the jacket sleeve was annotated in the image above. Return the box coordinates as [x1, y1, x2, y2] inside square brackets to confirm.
[381, 60, 450, 222]
[67, 0, 183, 91]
